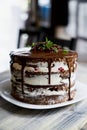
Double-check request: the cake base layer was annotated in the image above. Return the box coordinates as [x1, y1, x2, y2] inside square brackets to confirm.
[11, 90, 76, 105]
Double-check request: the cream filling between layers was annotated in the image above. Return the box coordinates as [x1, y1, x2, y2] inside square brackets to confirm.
[15, 84, 76, 97]
[24, 73, 76, 85]
[12, 61, 76, 85]
[12, 61, 69, 73]
[12, 72, 76, 86]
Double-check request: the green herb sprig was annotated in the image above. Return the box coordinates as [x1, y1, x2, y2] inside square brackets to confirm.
[32, 42, 36, 47]
[53, 47, 58, 53]
[63, 49, 69, 54]
[45, 37, 53, 49]
[31, 37, 60, 53]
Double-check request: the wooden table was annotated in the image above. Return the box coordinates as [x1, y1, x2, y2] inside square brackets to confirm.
[0, 63, 87, 130]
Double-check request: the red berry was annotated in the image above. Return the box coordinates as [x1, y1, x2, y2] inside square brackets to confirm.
[58, 67, 64, 72]
[35, 68, 38, 72]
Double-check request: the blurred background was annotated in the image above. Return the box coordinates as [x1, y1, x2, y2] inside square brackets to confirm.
[0, 0, 87, 72]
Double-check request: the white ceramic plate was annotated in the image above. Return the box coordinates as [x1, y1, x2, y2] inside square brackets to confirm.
[0, 80, 87, 109]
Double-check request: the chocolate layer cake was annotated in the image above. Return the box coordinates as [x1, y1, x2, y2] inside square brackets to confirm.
[10, 40, 78, 105]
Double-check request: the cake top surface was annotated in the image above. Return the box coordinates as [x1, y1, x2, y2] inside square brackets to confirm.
[10, 38, 78, 60]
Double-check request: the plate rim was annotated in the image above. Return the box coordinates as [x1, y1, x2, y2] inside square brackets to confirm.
[0, 80, 87, 109]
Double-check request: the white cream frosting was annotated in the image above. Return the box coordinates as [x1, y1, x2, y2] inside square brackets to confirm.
[12, 72, 76, 86]
[16, 84, 76, 97]
[12, 61, 76, 85]
[24, 74, 62, 85]
[13, 61, 69, 72]
[12, 61, 76, 97]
